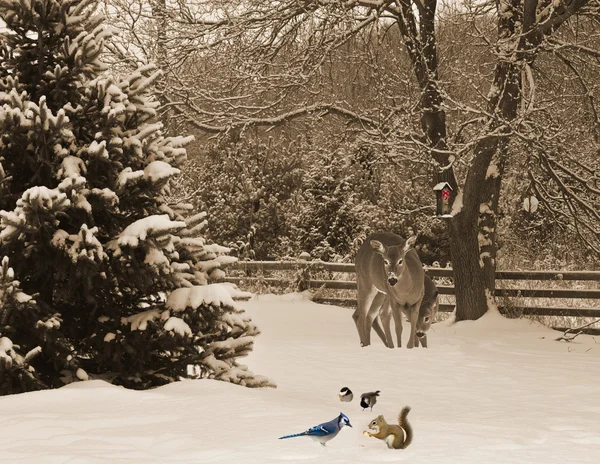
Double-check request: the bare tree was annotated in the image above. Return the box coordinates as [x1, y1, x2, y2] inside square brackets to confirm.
[102, 0, 600, 321]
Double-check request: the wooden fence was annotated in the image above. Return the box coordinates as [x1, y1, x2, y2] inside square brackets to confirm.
[221, 261, 600, 328]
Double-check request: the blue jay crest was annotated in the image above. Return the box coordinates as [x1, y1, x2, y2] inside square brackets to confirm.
[338, 412, 351, 427]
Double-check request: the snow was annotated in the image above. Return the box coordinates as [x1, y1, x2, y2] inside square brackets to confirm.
[0, 336, 14, 366]
[122, 309, 161, 331]
[433, 181, 451, 190]
[1, 294, 600, 463]
[166, 283, 252, 312]
[450, 191, 463, 215]
[75, 368, 89, 381]
[90, 187, 118, 206]
[86, 140, 109, 158]
[1, 187, 70, 241]
[523, 195, 540, 213]
[57, 155, 86, 179]
[15, 291, 32, 303]
[164, 316, 192, 337]
[117, 167, 144, 189]
[52, 225, 106, 263]
[203, 243, 232, 254]
[112, 215, 186, 249]
[143, 160, 180, 183]
[36, 316, 61, 330]
[144, 247, 168, 266]
[485, 163, 499, 179]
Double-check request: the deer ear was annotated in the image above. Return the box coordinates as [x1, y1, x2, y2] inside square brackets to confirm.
[403, 235, 417, 251]
[370, 240, 385, 254]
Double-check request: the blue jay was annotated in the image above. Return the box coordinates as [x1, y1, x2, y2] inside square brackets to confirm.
[360, 390, 380, 411]
[279, 412, 352, 446]
[339, 387, 353, 402]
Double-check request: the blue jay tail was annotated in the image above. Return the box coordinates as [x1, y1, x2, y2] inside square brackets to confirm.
[279, 432, 306, 440]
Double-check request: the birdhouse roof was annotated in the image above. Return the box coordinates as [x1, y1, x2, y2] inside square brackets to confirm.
[433, 182, 452, 191]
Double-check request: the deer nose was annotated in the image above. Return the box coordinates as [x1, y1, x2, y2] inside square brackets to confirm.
[417, 332, 425, 338]
[388, 277, 398, 286]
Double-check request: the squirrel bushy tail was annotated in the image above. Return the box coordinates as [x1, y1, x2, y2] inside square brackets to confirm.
[398, 406, 413, 449]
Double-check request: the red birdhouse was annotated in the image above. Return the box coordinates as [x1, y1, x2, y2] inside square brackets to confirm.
[434, 181, 454, 217]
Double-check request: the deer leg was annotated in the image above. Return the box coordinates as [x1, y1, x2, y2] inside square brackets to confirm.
[354, 285, 374, 345]
[406, 298, 423, 349]
[391, 302, 403, 348]
[355, 287, 379, 346]
[378, 296, 394, 348]
[361, 292, 385, 347]
[373, 315, 391, 348]
[419, 334, 428, 348]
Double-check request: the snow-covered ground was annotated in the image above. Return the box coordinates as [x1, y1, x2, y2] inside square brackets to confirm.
[2, 293, 600, 463]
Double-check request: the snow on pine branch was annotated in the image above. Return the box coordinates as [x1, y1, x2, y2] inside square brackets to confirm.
[122, 309, 162, 331]
[117, 161, 181, 193]
[110, 215, 186, 250]
[0, 337, 16, 368]
[163, 316, 192, 337]
[144, 160, 180, 183]
[0, 187, 70, 242]
[52, 225, 107, 263]
[166, 284, 252, 313]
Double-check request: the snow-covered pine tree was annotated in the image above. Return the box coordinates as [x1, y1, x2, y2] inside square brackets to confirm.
[0, 256, 74, 393]
[0, 0, 272, 393]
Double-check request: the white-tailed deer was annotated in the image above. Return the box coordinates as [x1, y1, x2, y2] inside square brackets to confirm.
[353, 232, 424, 348]
[380, 273, 439, 348]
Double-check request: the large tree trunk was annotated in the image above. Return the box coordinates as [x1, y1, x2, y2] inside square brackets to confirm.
[395, 0, 496, 320]
[450, 133, 504, 320]
[448, 61, 520, 319]
[394, 0, 529, 320]
[449, 216, 488, 321]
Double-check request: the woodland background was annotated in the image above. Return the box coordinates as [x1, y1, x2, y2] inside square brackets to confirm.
[101, 0, 600, 273]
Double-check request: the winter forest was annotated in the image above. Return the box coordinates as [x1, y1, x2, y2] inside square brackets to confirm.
[1, 0, 600, 462]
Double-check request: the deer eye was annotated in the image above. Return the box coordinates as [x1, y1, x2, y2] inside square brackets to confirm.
[398, 259, 403, 265]
[383, 259, 390, 266]
[424, 316, 430, 323]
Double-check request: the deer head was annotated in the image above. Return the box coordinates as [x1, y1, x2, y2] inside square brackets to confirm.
[370, 235, 417, 287]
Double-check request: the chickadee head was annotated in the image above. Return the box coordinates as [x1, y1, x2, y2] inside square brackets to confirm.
[339, 387, 353, 402]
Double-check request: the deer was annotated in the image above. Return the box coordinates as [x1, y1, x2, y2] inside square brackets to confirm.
[353, 232, 425, 348]
[379, 273, 439, 348]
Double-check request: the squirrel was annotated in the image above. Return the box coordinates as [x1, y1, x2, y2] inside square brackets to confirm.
[363, 406, 413, 449]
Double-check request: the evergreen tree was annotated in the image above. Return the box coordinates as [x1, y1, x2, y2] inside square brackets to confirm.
[0, 0, 272, 393]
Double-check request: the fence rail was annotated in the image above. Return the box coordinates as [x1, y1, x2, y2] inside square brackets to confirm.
[229, 261, 600, 280]
[224, 260, 600, 323]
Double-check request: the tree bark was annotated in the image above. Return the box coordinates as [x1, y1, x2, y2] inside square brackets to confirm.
[450, 214, 489, 321]
[394, 0, 530, 320]
[450, 133, 502, 320]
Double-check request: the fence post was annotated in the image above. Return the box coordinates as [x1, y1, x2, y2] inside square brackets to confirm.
[295, 253, 312, 291]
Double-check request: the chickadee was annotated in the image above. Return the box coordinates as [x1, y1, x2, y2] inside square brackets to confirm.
[339, 387, 353, 402]
[360, 390, 380, 411]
